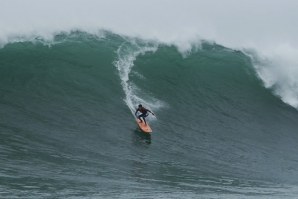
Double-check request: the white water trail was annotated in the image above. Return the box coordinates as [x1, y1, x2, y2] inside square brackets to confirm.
[114, 41, 162, 118]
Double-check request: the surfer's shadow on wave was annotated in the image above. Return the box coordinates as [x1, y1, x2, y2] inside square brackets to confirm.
[133, 129, 151, 145]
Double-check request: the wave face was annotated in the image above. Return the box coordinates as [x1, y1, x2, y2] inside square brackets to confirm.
[1, 31, 298, 198]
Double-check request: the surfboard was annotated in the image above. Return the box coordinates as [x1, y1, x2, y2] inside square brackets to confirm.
[136, 119, 152, 133]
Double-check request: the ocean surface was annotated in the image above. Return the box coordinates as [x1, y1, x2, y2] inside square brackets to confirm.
[1, 31, 298, 198]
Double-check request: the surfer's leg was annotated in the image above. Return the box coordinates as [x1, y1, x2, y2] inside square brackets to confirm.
[143, 113, 149, 125]
[138, 114, 144, 123]
[138, 116, 142, 123]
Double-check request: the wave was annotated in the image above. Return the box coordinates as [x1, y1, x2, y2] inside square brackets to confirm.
[1, 26, 298, 110]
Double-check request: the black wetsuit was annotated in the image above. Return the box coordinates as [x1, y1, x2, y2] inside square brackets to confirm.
[136, 107, 149, 123]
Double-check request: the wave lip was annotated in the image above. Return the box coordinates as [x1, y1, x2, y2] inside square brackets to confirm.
[246, 45, 298, 109]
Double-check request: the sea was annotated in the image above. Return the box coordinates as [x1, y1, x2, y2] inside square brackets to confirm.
[1, 31, 298, 198]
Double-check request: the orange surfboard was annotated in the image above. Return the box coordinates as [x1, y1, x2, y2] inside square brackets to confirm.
[136, 119, 152, 133]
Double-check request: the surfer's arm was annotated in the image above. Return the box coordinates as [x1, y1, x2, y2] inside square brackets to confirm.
[148, 110, 155, 115]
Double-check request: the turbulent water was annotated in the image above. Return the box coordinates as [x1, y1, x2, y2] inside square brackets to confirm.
[1, 31, 298, 198]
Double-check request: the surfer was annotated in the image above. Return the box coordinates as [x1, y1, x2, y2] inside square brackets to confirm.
[135, 104, 155, 125]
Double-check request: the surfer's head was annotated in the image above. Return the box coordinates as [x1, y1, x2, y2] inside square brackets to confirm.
[138, 104, 142, 108]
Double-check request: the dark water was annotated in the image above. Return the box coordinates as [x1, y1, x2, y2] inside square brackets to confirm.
[1, 31, 298, 198]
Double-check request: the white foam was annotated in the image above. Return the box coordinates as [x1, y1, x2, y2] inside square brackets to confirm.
[246, 44, 298, 108]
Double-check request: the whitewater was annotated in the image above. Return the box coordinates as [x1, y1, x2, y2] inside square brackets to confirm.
[1, 1, 298, 198]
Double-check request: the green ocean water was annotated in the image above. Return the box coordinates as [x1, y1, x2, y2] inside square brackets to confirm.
[1, 31, 298, 198]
